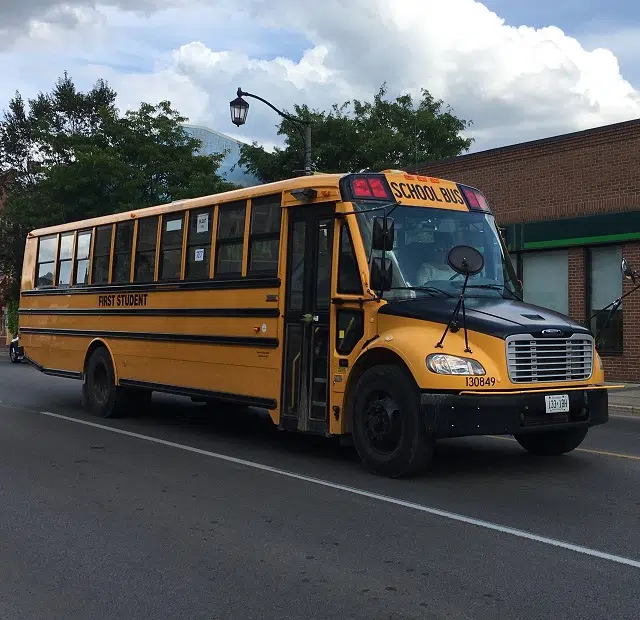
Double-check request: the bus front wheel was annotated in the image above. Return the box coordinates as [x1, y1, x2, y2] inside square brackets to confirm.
[513, 427, 588, 456]
[83, 347, 126, 418]
[352, 364, 434, 478]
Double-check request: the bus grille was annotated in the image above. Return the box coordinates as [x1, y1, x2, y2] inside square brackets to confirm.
[505, 333, 594, 384]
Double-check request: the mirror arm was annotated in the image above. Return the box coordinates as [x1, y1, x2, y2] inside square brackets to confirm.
[379, 211, 388, 298]
[594, 298, 622, 347]
[435, 270, 472, 352]
[587, 280, 640, 324]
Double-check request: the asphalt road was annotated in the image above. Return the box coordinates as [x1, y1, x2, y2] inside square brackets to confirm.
[1, 355, 639, 619]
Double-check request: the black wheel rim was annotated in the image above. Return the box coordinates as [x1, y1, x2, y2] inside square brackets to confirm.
[91, 362, 109, 406]
[363, 390, 403, 455]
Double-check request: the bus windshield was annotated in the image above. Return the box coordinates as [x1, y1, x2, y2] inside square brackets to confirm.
[354, 202, 521, 300]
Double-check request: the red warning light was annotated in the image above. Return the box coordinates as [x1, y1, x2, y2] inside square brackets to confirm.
[368, 178, 389, 199]
[350, 176, 393, 200]
[459, 185, 491, 213]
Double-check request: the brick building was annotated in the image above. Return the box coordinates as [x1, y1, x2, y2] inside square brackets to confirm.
[410, 118, 640, 382]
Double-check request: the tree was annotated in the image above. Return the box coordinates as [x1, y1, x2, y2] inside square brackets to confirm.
[0, 73, 235, 298]
[238, 83, 473, 183]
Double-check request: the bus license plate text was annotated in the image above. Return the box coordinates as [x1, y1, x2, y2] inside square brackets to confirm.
[545, 394, 569, 413]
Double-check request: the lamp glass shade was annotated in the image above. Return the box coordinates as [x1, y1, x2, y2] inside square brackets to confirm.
[230, 96, 249, 126]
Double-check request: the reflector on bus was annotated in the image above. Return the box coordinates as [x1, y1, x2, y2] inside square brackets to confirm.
[458, 185, 491, 213]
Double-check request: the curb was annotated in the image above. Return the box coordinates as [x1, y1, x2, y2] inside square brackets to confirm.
[609, 404, 640, 417]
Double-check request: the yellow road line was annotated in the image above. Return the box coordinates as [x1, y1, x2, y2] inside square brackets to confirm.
[486, 435, 640, 461]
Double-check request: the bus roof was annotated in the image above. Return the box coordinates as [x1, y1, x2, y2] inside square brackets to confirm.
[28, 172, 346, 237]
[27, 170, 478, 237]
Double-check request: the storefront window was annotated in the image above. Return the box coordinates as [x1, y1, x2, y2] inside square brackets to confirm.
[589, 246, 622, 353]
[522, 251, 569, 315]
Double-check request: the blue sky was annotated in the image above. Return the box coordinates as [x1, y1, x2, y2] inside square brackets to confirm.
[483, 0, 640, 85]
[0, 0, 639, 154]
[482, 0, 639, 33]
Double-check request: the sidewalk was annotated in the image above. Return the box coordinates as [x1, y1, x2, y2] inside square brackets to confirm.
[607, 382, 640, 416]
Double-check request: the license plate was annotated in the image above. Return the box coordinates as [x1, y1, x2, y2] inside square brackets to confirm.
[545, 394, 569, 413]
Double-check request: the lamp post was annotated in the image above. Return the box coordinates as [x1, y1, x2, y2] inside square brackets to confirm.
[230, 87, 312, 176]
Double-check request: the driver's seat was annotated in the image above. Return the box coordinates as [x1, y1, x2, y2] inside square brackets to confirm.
[404, 242, 429, 284]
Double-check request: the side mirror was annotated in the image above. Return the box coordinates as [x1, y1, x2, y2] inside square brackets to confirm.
[621, 257, 636, 282]
[370, 257, 393, 292]
[372, 216, 394, 251]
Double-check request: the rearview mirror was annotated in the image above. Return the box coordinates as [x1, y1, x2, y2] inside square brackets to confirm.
[621, 257, 636, 282]
[447, 245, 484, 276]
[370, 257, 393, 292]
[372, 216, 394, 251]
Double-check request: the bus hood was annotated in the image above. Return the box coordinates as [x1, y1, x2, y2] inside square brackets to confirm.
[378, 297, 591, 340]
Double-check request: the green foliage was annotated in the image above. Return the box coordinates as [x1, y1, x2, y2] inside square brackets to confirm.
[6, 298, 18, 337]
[238, 83, 473, 183]
[0, 73, 236, 299]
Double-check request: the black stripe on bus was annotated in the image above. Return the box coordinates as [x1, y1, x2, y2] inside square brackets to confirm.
[24, 356, 83, 380]
[119, 379, 277, 410]
[19, 327, 279, 348]
[23, 357, 277, 409]
[19, 307, 281, 318]
[21, 277, 281, 297]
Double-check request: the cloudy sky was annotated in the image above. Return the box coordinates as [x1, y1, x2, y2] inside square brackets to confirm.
[1, 0, 639, 155]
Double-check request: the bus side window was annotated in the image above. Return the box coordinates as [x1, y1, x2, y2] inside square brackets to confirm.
[337, 223, 363, 294]
[185, 207, 213, 280]
[75, 230, 91, 285]
[36, 234, 57, 287]
[112, 221, 134, 283]
[248, 194, 282, 276]
[92, 225, 113, 285]
[134, 217, 159, 283]
[336, 310, 364, 355]
[56, 232, 74, 287]
[159, 213, 184, 281]
[215, 201, 246, 277]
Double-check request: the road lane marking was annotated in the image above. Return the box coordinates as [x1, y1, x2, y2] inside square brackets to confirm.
[486, 435, 640, 461]
[31, 409, 640, 571]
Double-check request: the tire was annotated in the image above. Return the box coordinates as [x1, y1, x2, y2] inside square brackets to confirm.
[514, 427, 588, 456]
[83, 347, 126, 418]
[351, 364, 434, 478]
[9, 346, 18, 363]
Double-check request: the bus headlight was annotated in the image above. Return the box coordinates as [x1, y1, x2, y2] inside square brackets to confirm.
[426, 354, 486, 376]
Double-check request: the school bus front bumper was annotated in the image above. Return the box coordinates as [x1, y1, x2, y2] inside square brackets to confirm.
[421, 388, 609, 438]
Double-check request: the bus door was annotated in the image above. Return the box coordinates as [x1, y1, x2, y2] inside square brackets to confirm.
[282, 204, 335, 434]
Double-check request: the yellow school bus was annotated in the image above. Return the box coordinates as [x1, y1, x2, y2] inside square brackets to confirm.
[19, 170, 616, 477]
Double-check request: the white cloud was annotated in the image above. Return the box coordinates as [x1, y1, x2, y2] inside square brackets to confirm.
[1, 0, 639, 154]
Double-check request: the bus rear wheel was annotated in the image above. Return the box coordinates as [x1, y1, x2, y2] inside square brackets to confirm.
[352, 364, 434, 478]
[83, 347, 126, 418]
[513, 427, 588, 456]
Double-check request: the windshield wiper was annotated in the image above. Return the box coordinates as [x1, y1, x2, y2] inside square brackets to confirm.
[466, 283, 523, 301]
[390, 286, 455, 298]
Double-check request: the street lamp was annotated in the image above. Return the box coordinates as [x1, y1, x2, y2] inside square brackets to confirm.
[229, 87, 312, 176]
[229, 93, 249, 127]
